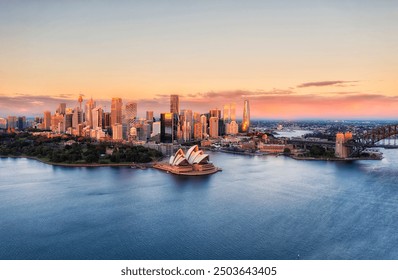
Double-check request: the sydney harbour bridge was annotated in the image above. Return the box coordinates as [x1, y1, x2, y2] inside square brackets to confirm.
[287, 124, 398, 158]
[346, 124, 398, 156]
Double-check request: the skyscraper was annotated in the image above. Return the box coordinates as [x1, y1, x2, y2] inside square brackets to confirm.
[209, 109, 221, 119]
[241, 99, 250, 133]
[200, 114, 208, 138]
[223, 104, 230, 123]
[160, 113, 178, 143]
[125, 102, 138, 140]
[111, 97, 123, 126]
[72, 107, 83, 129]
[170, 95, 179, 115]
[85, 98, 96, 128]
[56, 103, 66, 115]
[209, 117, 219, 138]
[51, 114, 64, 133]
[64, 112, 73, 131]
[180, 109, 193, 142]
[17, 116, 26, 130]
[7, 116, 17, 131]
[146, 111, 154, 121]
[92, 107, 103, 130]
[43, 111, 51, 130]
[125, 102, 137, 120]
[112, 124, 123, 141]
[103, 112, 111, 129]
[230, 102, 236, 122]
[151, 122, 161, 138]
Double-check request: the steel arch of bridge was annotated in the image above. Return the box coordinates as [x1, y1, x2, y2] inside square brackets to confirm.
[355, 124, 398, 146]
[344, 124, 398, 157]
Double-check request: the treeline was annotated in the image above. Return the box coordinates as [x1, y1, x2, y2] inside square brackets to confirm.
[0, 132, 162, 164]
[305, 145, 335, 158]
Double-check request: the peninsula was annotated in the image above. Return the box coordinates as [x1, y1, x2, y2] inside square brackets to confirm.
[0, 132, 162, 167]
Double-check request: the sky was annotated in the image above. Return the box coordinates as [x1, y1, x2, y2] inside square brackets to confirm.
[0, 0, 398, 119]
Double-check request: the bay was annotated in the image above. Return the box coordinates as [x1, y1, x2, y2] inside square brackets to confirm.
[1, 149, 398, 260]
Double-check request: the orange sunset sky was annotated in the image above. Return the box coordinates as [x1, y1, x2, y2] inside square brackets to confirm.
[0, 0, 398, 119]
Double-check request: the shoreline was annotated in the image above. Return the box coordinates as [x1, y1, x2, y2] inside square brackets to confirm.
[290, 155, 382, 161]
[0, 155, 155, 168]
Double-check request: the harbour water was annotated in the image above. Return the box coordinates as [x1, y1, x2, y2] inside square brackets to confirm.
[1, 150, 398, 260]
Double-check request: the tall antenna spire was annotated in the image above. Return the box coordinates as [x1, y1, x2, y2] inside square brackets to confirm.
[78, 94, 83, 110]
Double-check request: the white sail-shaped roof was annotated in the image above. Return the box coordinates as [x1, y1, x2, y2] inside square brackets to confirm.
[186, 145, 209, 164]
[169, 145, 209, 166]
[170, 149, 189, 166]
[186, 145, 199, 163]
[192, 153, 209, 164]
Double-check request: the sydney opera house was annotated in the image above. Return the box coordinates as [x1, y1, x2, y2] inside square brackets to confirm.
[153, 145, 220, 175]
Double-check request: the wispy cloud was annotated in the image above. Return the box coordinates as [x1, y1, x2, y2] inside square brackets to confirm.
[297, 80, 359, 88]
[192, 89, 294, 99]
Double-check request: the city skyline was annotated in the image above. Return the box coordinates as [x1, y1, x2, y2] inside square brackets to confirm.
[1, 1, 398, 119]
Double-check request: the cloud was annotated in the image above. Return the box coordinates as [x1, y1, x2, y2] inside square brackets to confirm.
[327, 91, 359, 95]
[297, 80, 358, 88]
[30, 101, 44, 105]
[0, 93, 76, 116]
[193, 89, 294, 99]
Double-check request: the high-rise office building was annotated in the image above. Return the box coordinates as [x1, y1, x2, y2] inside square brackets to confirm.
[16, 116, 26, 130]
[230, 102, 236, 122]
[85, 98, 96, 128]
[241, 99, 250, 133]
[112, 124, 123, 141]
[125, 102, 137, 120]
[51, 114, 64, 133]
[180, 109, 193, 142]
[146, 111, 154, 121]
[103, 112, 111, 129]
[209, 117, 219, 138]
[209, 109, 221, 119]
[57, 103, 66, 115]
[200, 114, 208, 138]
[223, 103, 236, 122]
[193, 122, 202, 140]
[146, 111, 154, 134]
[223, 104, 230, 123]
[125, 102, 137, 139]
[151, 121, 161, 138]
[64, 113, 73, 131]
[192, 112, 201, 140]
[92, 107, 103, 130]
[170, 95, 180, 140]
[111, 97, 123, 126]
[170, 95, 179, 115]
[160, 113, 177, 143]
[72, 107, 83, 129]
[7, 116, 17, 130]
[210, 109, 224, 136]
[43, 111, 51, 130]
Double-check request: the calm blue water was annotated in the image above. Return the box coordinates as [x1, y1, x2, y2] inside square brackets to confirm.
[1, 150, 398, 260]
